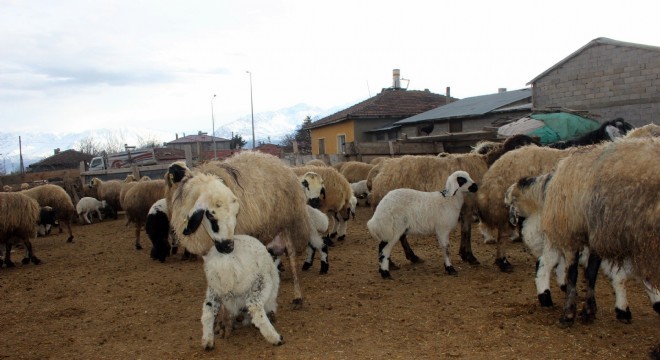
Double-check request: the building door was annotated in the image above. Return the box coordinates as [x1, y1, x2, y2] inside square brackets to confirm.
[337, 134, 346, 154]
[318, 138, 326, 155]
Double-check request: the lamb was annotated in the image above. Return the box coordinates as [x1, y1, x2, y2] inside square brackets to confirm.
[145, 198, 179, 262]
[300, 205, 330, 274]
[292, 165, 353, 246]
[547, 117, 633, 149]
[165, 152, 312, 307]
[76, 197, 109, 224]
[339, 161, 374, 183]
[368, 170, 478, 279]
[21, 184, 76, 242]
[3, 185, 11, 192]
[504, 175, 659, 322]
[89, 177, 124, 219]
[350, 180, 370, 207]
[123, 179, 166, 250]
[536, 138, 659, 326]
[0, 192, 41, 267]
[37, 206, 57, 236]
[369, 134, 536, 267]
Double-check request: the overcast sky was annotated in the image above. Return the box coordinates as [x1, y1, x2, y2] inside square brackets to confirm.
[1, 0, 659, 138]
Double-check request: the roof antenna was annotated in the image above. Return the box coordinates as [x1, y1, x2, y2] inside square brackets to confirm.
[367, 80, 371, 97]
[400, 78, 410, 89]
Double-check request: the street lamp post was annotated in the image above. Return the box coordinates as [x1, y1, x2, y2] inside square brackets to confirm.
[246, 71, 255, 149]
[211, 94, 217, 159]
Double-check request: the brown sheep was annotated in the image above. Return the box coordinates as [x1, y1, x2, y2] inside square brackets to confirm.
[339, 161, 375, 183]
[123, 180, 166, 250]
[21, 184, 76, 242]
[0, 192, 41, 267]
[165, 152, 312, 307]
[304, 159, 327, 167]
[89, 178, 123, 219]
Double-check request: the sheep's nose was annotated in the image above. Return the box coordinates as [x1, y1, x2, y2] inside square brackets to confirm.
[214, 240, 234, 254]
[468, 183, 478, 192]
[308, 197, 321, 209]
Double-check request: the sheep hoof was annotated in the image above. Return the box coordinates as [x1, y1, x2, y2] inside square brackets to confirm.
[203, 344, 214, 351]
[66, 236, 74, 243]
[444, 266, 458, 276]
[495, 257, 514, 273]
[320, 262, 329, 274]
[30, 256, 41, 265]
[389, 260, 400, 270]
[538, 290, 554, 307]
[615, 307, 632, 323]
[21, 258, 30, 265]
[459, 250, 480, 265]
[323, 237, 335, 247]
[408, 255, 424, 264]
[171, 246, 179, 255]
[292, 298, 303, 309]
[653, 302, 660, 315]
[337, 235, 345, 241]
[135, 244, 143, 250]
[560, 284, 567, 292]
[558, 315, 575, 328]
[5, 260, 15, 268]
[379, 269, 392, 279]
[579, 308, 596, 325]
[302, 262, 312, 271]
[275, 335, 284, 346]
[329, 232, 337, 239]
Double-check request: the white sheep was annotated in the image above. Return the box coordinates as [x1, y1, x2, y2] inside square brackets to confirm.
[301, 205, 330, 274]
[350, 180, 370, 207]
[504, 175, 659, 322]
[538, 138, 659, 326]
[76, 197, 109, 224]
[368, 170, 478, 279]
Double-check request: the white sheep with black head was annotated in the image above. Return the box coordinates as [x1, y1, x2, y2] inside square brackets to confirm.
[368, 170, 478, 279]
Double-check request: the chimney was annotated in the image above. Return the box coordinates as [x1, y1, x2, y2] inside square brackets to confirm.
[175, 133, 178, 140]
[392, 69, 401, 89]
[446, 86, 451, 104]
[498, 88, 507, 93]
[54, 148, 60, 155]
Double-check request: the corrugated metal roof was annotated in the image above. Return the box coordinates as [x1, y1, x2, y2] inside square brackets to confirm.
[394, 88, 531, 125]
[527, 37, 660, 85]
[364, 124, 401, 133]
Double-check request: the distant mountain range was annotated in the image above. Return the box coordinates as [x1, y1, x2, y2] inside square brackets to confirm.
[0, 103, 341, 174]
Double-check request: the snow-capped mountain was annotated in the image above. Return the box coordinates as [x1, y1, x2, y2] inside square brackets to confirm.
[0, 103, 340, 174]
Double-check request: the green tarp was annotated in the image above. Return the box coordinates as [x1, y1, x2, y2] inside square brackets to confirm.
[527, 113, 600, 145]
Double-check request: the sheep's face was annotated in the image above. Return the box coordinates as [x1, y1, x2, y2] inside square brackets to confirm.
[300, 172, 325, 209]
[89, 178, 100, 189]
[445, 170, 478, 196]
[504, 174, 550, 225]
[173, 173, 239, 255]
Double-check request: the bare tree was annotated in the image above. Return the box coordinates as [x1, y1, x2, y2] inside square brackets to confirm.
[136, 134, 163, 149]
[77, 137, 102, 156]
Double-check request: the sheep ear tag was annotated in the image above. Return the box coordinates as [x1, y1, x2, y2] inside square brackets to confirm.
[182, 209, 205, 235]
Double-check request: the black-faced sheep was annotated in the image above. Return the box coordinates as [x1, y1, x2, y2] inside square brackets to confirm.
[37, 206, 57, 236]
[547, 117, 633, 149]
[123, 179, 166, 250]
[623, 122, 660, 139]
[21, 184, 76, 242]
[145, 198, 179, 263]
[539, 138, 659, 326]
[89, 177, 124, 219]
[368, 170, 478, 279]
[350, 180, 369, 207]
[76, 197, 109, 224]
[165, 152, 312, 307]
[0, 192, 41, 267]
[504, 175, 659, 322]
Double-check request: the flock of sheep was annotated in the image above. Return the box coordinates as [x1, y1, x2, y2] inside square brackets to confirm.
[1, 119, 658, 353]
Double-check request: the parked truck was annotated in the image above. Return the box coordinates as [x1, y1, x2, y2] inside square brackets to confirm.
[89, 147, 186, 171]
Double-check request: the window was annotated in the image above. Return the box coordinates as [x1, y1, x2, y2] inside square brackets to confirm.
[449, 119, 463, 133]
[318, 138, 325, 155]
[337, 134, 346, 154]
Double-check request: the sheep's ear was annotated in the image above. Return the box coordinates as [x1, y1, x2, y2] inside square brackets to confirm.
[456, 176, 467, 187]
[182, 209, 205, 235]
[301, 179, 309, 189]
[517, 177, 535, 188]
[168, 163, 188, 184]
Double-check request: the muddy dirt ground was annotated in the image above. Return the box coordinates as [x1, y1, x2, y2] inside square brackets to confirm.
[1, 206, 658, 359]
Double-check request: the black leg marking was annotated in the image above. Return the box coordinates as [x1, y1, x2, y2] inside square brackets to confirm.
[444, 265, 458, 276]
[538, 289, 553, 307]
[615, 307, 632, 323]
[495, 257, 514, 273]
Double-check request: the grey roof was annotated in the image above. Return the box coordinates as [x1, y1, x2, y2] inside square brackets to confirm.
[364, 124, 401, 133]
[394, 88, 531, 125]
[528, 37, 660, 84]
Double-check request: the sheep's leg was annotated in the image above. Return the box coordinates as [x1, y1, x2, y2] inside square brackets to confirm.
[83, 211, 92, 224]
[536, 245, 561, 307]
[436, 231, 457, 276]
[642, 279, 660, 315]
[302, 244, 316, 270]
[21, 239, 41, 265]
[64, 221, 74, 243]
[336, 213, 349, 241]
[600, 260, 632, 323]
[282, 234, 303, 308]
[399, 235, 422, 263]
[458, 206, 480, 266]
[378, 237, 400, 279]
[303, 231, 329, 274]
[201, 287, 221, 350]
[246, 280, 283, 345]
[134, 222, 143, 250]
[494, 224, 513, 272]
[579, 251, 601, 324]
[96, 209, 103, 222]
[3, 243, 15, 268]
[559, 250, 580, 327]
